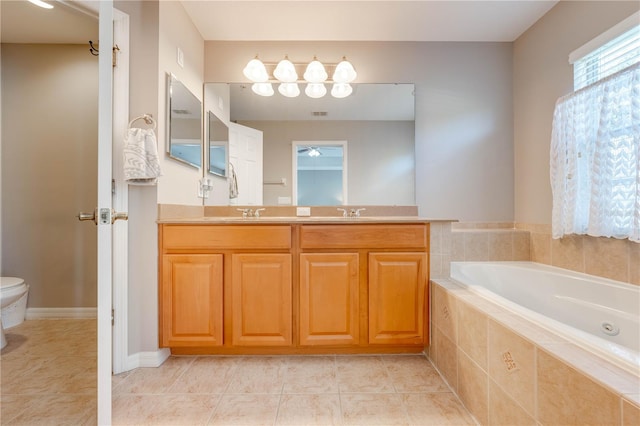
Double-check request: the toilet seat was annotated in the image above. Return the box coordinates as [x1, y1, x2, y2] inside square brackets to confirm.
[1, 277, 25, 289]
[1, 277, 27, 299]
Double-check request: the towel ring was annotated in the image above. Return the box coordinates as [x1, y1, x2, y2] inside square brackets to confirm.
[128, 114, 157, 130]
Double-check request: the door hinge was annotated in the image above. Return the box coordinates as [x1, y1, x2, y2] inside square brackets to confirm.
[111, 309, 114, 326]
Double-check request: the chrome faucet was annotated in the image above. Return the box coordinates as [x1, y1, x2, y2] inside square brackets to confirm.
[237, 208, 254, 218]
[338, 207, 366, 218]
[350, 208, 366, 218]
[237, 208, 266, 218]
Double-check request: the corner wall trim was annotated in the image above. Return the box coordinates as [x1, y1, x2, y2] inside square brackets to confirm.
[125, 348, 171, 371]
[26, 307, 98, 319]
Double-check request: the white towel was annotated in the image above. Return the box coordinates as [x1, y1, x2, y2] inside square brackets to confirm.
[123, 128, 162, 185]
[229, 162, 239, 199]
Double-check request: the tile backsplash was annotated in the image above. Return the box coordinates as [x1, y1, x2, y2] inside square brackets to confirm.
[429, 222, 639, 286]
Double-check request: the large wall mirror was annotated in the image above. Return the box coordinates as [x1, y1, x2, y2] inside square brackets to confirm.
[207, 111, 229, 177]
[166, 73, 203, 169]
[203, 82, 415, 206]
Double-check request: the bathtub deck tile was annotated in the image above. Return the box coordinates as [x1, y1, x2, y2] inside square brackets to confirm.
[490, 312, 566, 345]
[538, 342, 640, 396]
[624, 393, 640, 405]
[456, 293, 510, 315]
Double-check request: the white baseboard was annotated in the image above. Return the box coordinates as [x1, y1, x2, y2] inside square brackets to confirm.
[125, 348, 171, 370]
[26, 307, 97, 319]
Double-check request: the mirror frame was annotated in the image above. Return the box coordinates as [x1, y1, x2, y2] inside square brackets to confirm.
[166, 73, 203, 169]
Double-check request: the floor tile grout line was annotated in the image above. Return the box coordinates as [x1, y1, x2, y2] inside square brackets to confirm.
[203, 391, 224, 426]
[164, 355, 198, 394]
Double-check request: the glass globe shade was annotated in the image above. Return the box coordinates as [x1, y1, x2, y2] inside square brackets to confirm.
[331, 83, 353, 98]
[305, 83, 327, 98]
[303, 59, 328, 83]
[332, 58, 357, 83]
[273, 58, 298, 83]
[243, 58, 268, 83]
[278, 83, 300, 98]
[251, 82, 274, 97]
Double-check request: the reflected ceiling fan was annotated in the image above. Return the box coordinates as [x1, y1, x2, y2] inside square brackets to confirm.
[298, 146, 322, 157]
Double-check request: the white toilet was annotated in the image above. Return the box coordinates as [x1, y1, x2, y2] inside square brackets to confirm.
[1, 277, 29, 349]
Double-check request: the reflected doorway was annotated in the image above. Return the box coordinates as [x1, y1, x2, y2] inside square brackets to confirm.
[292, 141, 347, 205]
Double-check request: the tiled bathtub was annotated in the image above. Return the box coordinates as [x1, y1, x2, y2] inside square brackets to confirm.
[428, 278, 640, 425]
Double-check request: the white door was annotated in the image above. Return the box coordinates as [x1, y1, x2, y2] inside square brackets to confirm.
[229, 123, 263, 205]
[97, 2, 114, 424]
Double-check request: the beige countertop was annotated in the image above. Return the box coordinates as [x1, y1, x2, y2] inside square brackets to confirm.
[158, 216, 452, 224]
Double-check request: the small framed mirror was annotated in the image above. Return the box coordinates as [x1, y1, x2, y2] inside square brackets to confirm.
[166, 73, 202, 168]
[207, 110, 228, 177]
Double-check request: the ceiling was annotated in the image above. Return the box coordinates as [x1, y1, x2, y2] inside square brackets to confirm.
[1, 0, 558, 44]
[1, 1, 99, 44]
[182, 1, 558, 42]
[1, 0, 559, 121]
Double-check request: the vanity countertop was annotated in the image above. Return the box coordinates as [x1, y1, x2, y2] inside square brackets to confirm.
[157, 216, 453, 224]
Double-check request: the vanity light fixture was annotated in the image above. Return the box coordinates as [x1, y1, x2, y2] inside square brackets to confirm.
[243, 56, 269, 83]
[303, 57, 328, 83]
[28, 0, 54, 9]
[251, 82, 274, 97]
[305, 83, 327, 99]
[243, 55, 356, 99]
[331, 83, 353, 99]
[333, 57, 358, 83]
[278, 83, 300, 98]
[273, 56, 298, 83]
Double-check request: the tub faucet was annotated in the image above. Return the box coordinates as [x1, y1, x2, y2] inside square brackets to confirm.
[254, 208, 266, 218]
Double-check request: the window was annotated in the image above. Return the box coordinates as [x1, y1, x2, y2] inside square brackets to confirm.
[571, 12, 640, 90]
[551, 13, 640, 242]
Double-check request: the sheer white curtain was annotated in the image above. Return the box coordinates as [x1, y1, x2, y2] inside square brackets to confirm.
[550, 63, 640, 242]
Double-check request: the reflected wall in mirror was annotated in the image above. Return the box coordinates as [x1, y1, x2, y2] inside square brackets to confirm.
[203, 83, 415, 206]
[207, 110, 228, 177]
[166, 73, 202, 168]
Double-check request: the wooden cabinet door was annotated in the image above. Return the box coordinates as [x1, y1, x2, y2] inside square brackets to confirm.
[231, 254, 292, 346]
[161, 254, 223, 347]
[299, 253, 359, 346]
[368, 252, 426, 345]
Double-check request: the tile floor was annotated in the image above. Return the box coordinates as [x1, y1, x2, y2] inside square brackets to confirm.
[1, 319, 97, 425]
[2, 319, 476, 425]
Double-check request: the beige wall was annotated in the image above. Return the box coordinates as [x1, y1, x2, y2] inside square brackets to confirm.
[157, 0, 205, 206]
[1, 44, 98, 308]
[513, 1, 640, 225]
[115, 0, 206, 355]
[115, 0, 162, 357]
[204, 40, 514, 221]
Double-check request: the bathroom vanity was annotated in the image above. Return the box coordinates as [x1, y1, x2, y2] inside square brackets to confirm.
[158, 217, 430, 355]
